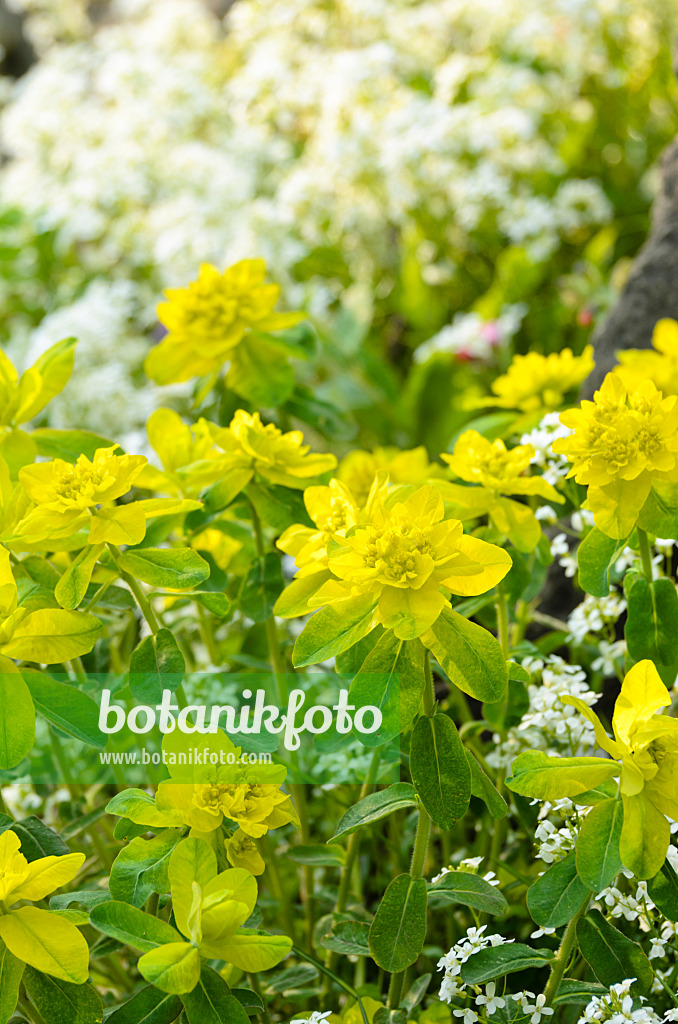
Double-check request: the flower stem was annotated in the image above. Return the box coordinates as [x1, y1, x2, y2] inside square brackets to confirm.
[496, 583, 509, 659]
[636, 527, 654, 582]
[542, 893, 590, 1006]
[107, 544, 161, 633]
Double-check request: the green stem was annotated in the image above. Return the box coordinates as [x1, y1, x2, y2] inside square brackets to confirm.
[496, 583, 509, 659]
[293, 944, 369, 1024]
[108, 545, 161, 634]
[388, 970, 405, 1011]
[636, 527, 654, 582]
[542, 893, 590, 1006]
[247, 972, 273, 1024]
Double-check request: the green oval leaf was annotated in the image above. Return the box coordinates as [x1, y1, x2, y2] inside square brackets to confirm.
[428, 870, 508, 916]
[328, 783, 418, 844]
[410, 714, 471, 830]
[648, 860, 678, 921]
[118, 548, 210, 590]
[575, 798, 623, 891]
[527, 851, 590, 929]
[22, 966, 103, 1024]
[421, 607, 507, 702]
[0, 937, 23, 1024]
[109, 830, 182, 909]
[180, 965, 251, 1024]
[577, 528, 629, 599]
[577, 909, 653, 997]
[292, 593, 378, 668]
[349, 633, 425, 748]
[0, 668, 34, 769]
[460, 943, 554, 985]
[369, 873, 427, 973]
[105, 986, 183, 1024]
[89, 900, 181, 953]
[23, 671, 105, 749]
[129, 629, 185, 703]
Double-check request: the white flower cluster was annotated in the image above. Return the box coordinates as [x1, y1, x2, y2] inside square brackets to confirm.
[0, 0, 670, 431]
[534, 800, 580, 865]
[487, 655, 600, 769]
[521, 413, 573, 487]
[567, 593, 627, 644]
[576, 978, 663, 1024]
[437, 925, 513, 1004]
[414, 304, 526, 365]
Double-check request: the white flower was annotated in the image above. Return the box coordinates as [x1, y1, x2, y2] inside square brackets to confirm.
[523, 993, 554, 1024]
[475, 983, 506, 1015]
[291, 1013, 332, 1024]
[453, 1011, 478, 1024]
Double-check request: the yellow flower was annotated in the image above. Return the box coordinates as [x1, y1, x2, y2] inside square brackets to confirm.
[0, 829, 89, 983]
[16, 444, 148, 545]
[338, 446, 442, 507]
[111, 730, 299, 840]
[277, 478, 362, 578]
[487, 346, 594, 413]
[213, 410, 337, 490]
[440, 430, 563, 552]
[224, 828, 266, 876]
[614, 319, 678, 398]
[191, 526, 243, 571]
[137, 408, 231, 497]
[307, 484, 512, 639]
[562, 660, 678, 879]
[553, 373, 678, 538]
[145, 259, 304, 385]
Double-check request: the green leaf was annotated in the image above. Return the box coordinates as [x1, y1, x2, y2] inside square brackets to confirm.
[1, 609, 102, 663]
[89, 901, 181, 952]
[349, 634, 425, 748]
[110, 831, 182, 909]
[264, 964, 317, 993]
[246, 483, 312, 533]
[466, 750, 507, 819]
[231, 989, 265, 1016]
[50, 891, 111, 912]
[421, 607, 507, 702]
[625, 576, 678, 667]
[319, 920, 371, 956]
[369, 873, 427, 973]
[428, 871, 508, 916]
[240, 553, 285, 623]
[23, 670, 105, 749]
[410, 714, 471, 830]
[0, 816, 68, 860]
[551, 980, 609, 1007]
[118, 548, 210, 590]
[527, 851, 590, 929]
[577, 529, 629, 598]
[506, 751, 619, 801]
[32, 429, 114, 463]
[54, 544, 104, 610]
[577, 909, 653, 996]
[0, 937, 23, 1024]
[292, 593, 378, 667]
[648, 860, 678, 921]
[129, 629, 185, 703]
[0, 668, 34, 769]
[399, 975, 431, 1014]
[285, 845, 346, 867]
[22, 967, 103, 1024]
[638, 481, 678, 539]
[575, 798, 623, 891]
[139, 942, 201, 996]
[328, 783, 418, 844]
[202, 470, 253, 514]
[105, 986, 183, 1024]
[181, 965, 251, 1024]
[193, 592, 231, 618]
[460, 944, 554, 985]
[227, 334, 294, 407]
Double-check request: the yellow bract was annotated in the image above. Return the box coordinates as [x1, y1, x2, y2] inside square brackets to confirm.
[0, 338, 76, 429]
[554, 373, 678, 538]
[213, 410, 337, 490]
[305, 483, 512, 639]
[338, 446, 442, 508]
[487, 345, 594, 413]
[145, 259, 304, 385]
[0, 829, 89, 983]
[563, 659, 678, 878]
[614, 318, 678, 398]
[440, 430, 563, 552]
[137, 408, 230, 497]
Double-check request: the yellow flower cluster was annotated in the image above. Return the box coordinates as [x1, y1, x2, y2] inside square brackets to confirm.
[277, 482, 511, 639]
[145, 259, 304, 385]
[614, 318, 678, 398]
[487, 345, 594, 413]
[440, 430, 562, 551]
[554, 373, 678, 538]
